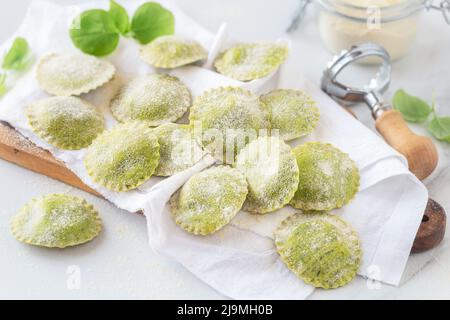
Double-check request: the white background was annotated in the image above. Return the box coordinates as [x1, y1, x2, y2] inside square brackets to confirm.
[0, 0, 450, 299]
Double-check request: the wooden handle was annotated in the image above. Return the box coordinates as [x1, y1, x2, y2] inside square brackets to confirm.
[375, 110, 438, 180]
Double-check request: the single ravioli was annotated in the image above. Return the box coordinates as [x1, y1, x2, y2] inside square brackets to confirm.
[214, 43, 289, 81]
[110, 74, 191, 126]
[140, 35, 208, 68]
[260, 89, 320, 141]
[26, 96, 104, 150]
[152, 123, 205, 176]
[36, 53, 116, 96]
[235, 136, 299, 214]
[170, 166, 248, 235]
[290, 142, 360, 211]
[10, 194, 102, 248]
[275, 212, 361, 289]
[189, 86, 269, 164]
[84, 122, 160, 192]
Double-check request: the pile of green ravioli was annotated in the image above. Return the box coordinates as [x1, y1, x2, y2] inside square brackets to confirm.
[13, 36, 363, 290]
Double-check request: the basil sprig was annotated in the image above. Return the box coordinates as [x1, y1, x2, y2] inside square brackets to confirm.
[109, 0, 130, 36]
[393, 89, 432, 123]
[0, 37, 33, 96]
[428, 115, 450, 143]
[130, 2, 174, 44]
[2, 37, 32, 71]
[393, 89, 450, 144]
[70, 9, 120, 57]
[0, 73, 6, 96]
[69, 1, 174, 56]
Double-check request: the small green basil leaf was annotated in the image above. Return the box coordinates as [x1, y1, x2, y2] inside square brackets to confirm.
[109, 0, 129, 35]
[2, 37, 31, 71]
[130, 2, 174, 44]
[427, 114, 450, 143]
[0, 73, 7, 96]
[70, 9, 120, 57]
[392, 89, 432, 123]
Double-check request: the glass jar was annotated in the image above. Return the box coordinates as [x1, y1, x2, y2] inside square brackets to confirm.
[315, 0, 426, 60]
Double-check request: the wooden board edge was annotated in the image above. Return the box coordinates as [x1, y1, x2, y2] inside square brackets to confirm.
[0, 122, 101, 197]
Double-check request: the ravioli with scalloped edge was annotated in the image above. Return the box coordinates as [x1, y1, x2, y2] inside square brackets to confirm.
[170, 166, 248, 235]
[290, 142, 360, 211]
[275, 212, 361, 289]
[214, 43, 289, 81]
[84, 122, 160, 192]
[10, 194, 102, 248]
[140, 35, 208, 68]
[36, 53, 115, 96]
[26, 96, 104, 150]
[152, 123, 205, 176]
[110, 74, 191, 126]
[235, 136, 299, 214]
[260, 89, 320, 141]
[189, 86, 269, 164]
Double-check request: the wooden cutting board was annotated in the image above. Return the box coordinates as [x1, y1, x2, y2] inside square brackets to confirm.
[0, 121, 100, 196]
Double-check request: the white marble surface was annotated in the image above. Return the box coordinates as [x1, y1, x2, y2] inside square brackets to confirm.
[0, 0, 449, 299]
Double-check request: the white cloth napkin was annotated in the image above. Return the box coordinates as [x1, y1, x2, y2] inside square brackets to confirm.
[0, 0, 428, 299]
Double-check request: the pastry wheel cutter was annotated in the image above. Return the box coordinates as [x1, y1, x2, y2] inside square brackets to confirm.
[321, 43, 438, 180]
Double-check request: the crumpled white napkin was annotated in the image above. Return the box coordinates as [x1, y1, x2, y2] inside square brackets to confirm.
[0, 0, 428, 299]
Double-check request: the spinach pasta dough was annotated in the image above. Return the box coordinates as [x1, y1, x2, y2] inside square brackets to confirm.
[275, 212, 361, 289]
[140, 35, 207, 68]
[26, 96, 104, 150]
[10, 194, 102, 248]
[110, 74, 191, 125]
[290, 142, 360, 211]
[152, 123, 205, 176]
[189, 86, 269, 164]
[84, 122, 160, 192]
[214, 43, 289, 81]
[36, 53, 115, 96]
[235, 136, 299, 214]
[170, 166, 248, 235]
[260, 89, 320, 141]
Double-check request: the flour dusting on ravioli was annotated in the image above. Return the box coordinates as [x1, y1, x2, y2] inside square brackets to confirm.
[110, 74, 191, 126]
[214, 43, 289, 81]
[26, 96, 104, 150]
[290, 142, 360, 211]
[170, 166, 248, 235]
[189, 86, 269, 164]
[84, 122, 160, 192]
[275, 212, 361, 289]
[140, 35, 207, 68]
[260, 89, 320, 141]
[36, 53, 115, 96]
[235, 136, 299, 214]
[10, 194, 102, 248]
[152, 123, 205, 176]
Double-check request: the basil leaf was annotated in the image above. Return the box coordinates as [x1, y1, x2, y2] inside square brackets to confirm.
[70, 9, 120, 57]
[0, 73, 7, 96]
[392, 89, 432, 123]
[2, 37, 31, 70]
[427, 114, 450, 143]
[109, 0, 129, 35]
[130, 2, 174, 44]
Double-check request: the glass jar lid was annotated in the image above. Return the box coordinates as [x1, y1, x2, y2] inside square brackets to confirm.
[317, 0, 425, 23]
[288, 0, 450, 31]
